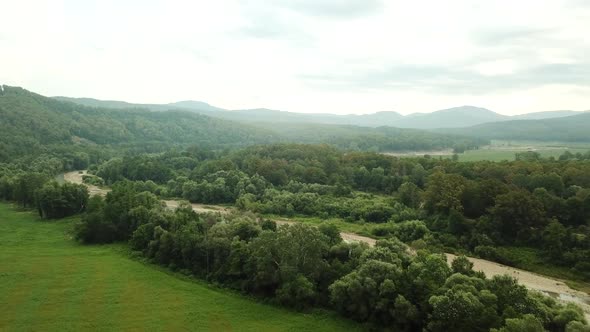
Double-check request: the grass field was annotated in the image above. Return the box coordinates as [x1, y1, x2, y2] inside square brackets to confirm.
[388, 140, 590, 162]
[458, 140, 590, 162]
[458, 147, 590, 162]
[0, 203, 362, 332]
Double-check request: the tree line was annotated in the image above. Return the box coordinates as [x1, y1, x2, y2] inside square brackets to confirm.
[0, 154, 89, 219]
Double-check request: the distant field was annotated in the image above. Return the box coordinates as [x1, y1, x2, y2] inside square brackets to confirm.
[387, 140, 590, 162]
[0, 203, 361, 332]
[458, 147, 588, 162]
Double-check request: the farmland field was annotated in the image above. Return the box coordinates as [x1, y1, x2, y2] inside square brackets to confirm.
[0, 203, 361, 332]
[386, 140, 590, 162]
[458, 141, 590, 162]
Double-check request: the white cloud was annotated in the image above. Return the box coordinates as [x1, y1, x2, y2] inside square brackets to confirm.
[0, 0, 589, 115]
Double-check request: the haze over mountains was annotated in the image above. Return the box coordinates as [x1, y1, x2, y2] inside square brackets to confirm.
[436, 112, 590, 142]
[54, 96, 587, 129]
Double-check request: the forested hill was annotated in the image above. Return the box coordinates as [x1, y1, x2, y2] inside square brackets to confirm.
[57, 96, 588, 129]
[0, 85, 279, 160]
[0, 86, 488, 162]
[252, 122, 485, 152]
[436, 113, 590, 142]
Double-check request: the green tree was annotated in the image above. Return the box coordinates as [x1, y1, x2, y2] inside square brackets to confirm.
[398, 182, 422, 208]
[542, 219, 567, 260]
[491, 190, 546, 240]
[423, 172, 467, 214]
[330, 259, 403, 324]
[491, 314, 544, 332]
[451, 255, 474, 276]
[428, 288, 497, 332]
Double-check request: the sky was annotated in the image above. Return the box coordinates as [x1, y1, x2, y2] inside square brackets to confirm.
[1, 0, 590, 115]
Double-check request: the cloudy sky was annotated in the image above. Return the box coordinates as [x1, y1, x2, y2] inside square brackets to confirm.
[1, 0, 589, 115]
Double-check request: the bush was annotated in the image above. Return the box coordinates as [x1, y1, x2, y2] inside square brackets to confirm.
[82, 175, 105, 186]
[474, 245, 499, 261]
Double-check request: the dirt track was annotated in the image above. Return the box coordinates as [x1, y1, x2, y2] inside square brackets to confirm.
[64, 170, 590, 319]
[162, 200, 231, 214]
[63, 171, 230, 215]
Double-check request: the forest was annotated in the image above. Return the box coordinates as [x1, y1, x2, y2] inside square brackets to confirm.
[77, 145, 590, 280]
[2, 139, 590, 330]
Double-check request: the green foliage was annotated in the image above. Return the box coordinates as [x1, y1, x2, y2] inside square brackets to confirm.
[491, 190, 547, 241]
[371, 220, 430, 242]
[35, 181, 89, 218]
[451, 255, 475, 275]
[439, 113, 590, 142]
[424, 171, 467, 213]
[0, 86, 487, 164]
[63, 189, 590, 330]
[398, 182, 423, 208]
[491, 314, 545, 332]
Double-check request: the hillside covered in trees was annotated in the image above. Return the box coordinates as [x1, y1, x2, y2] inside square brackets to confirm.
[0, 86, 280, 161]
[437, 113, 590, 142]
[57, 96, 587, 129]
[0, 86, 486, 163]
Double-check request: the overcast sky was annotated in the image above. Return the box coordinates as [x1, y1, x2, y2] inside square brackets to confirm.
[1, 0, 589, 115]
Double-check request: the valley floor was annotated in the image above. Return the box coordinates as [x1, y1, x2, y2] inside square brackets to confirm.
[0, 203, 361, 331]
[383, 140, 590, 162]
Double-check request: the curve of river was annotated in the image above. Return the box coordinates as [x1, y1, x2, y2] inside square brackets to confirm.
[63, 171, 590, 319]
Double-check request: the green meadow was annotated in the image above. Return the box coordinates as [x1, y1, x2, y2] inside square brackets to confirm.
[458, 147, 590, 162]
[0, 203, 361, 332]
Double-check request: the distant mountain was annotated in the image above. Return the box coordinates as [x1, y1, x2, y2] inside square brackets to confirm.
[167, 100, 225, 113]
[53, 97, 219, 113]
[3, 87, 279, 160]
[53, 96, 407, 126]
[393, 106, 508, 129]
[0, 86, 486, 162]
[52, 97, 141, 109]
[437, 113, 590, 142]
[53, 96, 586, 129]
[512, 110, 585, 120]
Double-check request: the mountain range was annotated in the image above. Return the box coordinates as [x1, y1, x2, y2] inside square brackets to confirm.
[437, 113, 590, 142]
[54, 96, 587, 129]
[0, 85, 487, 161]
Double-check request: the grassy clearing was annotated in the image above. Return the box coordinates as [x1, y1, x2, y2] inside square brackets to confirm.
[458, 140, 590, 162]
[0, 203, 362, 332]
[496, 246, 590, 293]
[389, 140, 590, 162]
[458, 147, 590, 162]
